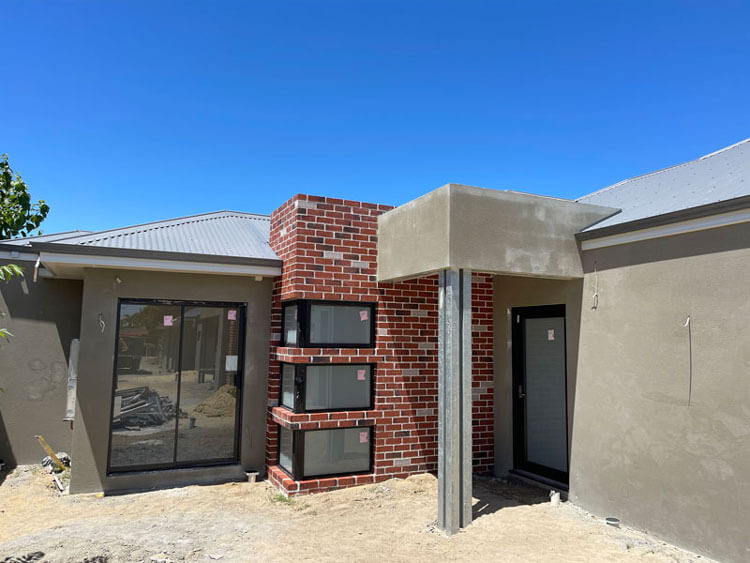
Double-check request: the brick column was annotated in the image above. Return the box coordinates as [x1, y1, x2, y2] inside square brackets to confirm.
[266, 194, 495, 495]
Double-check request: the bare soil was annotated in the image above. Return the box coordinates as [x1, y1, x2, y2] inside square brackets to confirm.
[0, 466, 709, 563]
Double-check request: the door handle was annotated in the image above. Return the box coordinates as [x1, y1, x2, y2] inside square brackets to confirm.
[518, 385, 526, 399]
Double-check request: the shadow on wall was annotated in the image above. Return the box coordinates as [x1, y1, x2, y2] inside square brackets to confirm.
[0, 269, 83, 366]
[581, 222, 750, 273]
[0, 409, 18, 480]
[493, 275, 583, 479]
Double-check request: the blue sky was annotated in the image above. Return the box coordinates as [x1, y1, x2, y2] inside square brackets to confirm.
[3, 1, 749, 234]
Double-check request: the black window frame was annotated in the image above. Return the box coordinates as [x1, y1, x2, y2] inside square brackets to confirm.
[280, 362, 375, 413]
[106, 298, 247, 475]
[281, 299, 377, 348]
[277, 425, 375, 480]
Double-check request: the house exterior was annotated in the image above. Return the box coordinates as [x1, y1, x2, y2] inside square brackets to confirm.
[1, 139, 748, 562]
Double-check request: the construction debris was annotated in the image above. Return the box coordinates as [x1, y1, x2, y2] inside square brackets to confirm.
[34, 435, 66, 473]
[41, 452, 70, 470]
[113, 386, 184, 428]
[193, 385, 237, 417]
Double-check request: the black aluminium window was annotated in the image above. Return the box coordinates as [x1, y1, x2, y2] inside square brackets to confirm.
[278, 425, 373, 480]
[281, 363, 374, 412]
[281, 300, 376, 348]
[106, 298, 246, 474]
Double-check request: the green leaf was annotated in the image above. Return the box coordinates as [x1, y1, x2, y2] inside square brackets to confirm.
[0, 155, 50, 240]
[0, 263, 24, 282]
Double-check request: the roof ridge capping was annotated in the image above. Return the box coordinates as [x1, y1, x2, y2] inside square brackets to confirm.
[698, 138, 750, 159]
[578, 138, 750, 202]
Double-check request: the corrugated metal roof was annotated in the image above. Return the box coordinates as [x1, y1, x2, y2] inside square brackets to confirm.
[578, 139, 750, 231]
[39, 211, 278, 261]
[1, 230, 92, 247]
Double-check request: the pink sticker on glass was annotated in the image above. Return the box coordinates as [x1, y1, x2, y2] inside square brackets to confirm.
[227, 309, 237, 321]
[357, 369, 366, 380]
[163, 315, 173, 327]
[359, 431, 369, 443]
[359, 310, 368, 321]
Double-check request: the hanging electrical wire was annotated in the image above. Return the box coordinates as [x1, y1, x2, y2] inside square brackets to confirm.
[591, 263, 599, 310]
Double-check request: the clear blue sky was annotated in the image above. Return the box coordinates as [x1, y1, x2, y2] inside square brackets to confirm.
[3, 1, 749, 234]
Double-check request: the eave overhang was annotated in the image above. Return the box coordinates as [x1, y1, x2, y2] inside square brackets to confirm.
[31, 242, 282, 279]
[576, 194, 750, 250]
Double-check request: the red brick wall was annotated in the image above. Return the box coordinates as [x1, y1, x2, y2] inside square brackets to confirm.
[267, 194, 494, 494]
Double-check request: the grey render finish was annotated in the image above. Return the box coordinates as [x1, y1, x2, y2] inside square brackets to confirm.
[376, 184, 618, 282]
[70, 268, 273, 494]
[578, 138, 750, 232]
[571, 224, 750, 563]
[0, 258, 83, 465]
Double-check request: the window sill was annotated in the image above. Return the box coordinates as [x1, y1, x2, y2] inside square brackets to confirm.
[271, 406, 376, 430]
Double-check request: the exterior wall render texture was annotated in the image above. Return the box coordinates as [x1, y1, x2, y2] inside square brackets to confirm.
[69, 269, 272, 494]
[0, 260, 82, 466]
[570, 224, 750, 563]
[267, 194, 494, 495]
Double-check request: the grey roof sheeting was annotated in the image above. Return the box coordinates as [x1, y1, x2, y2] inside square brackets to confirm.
[33, 211, 280, 263]
[578, 139, 750, 232]
[0, 230, 92, 249]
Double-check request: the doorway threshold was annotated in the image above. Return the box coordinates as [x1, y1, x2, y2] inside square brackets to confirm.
[509, 469, 569, 493]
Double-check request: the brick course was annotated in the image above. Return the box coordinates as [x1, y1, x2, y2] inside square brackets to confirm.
[267, 194, 494, 495]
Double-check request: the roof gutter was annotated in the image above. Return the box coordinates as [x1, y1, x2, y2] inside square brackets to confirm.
[577, 195, 750, 250]
[33, 243, 282, 278]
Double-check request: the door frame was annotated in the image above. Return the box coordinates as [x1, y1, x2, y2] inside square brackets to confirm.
[106, 298, 247, 474]
[511, 304, 569, 484]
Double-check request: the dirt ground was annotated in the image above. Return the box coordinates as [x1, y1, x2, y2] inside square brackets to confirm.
[0, 467, 710, 563]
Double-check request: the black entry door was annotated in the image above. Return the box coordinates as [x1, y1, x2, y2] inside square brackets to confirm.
[512, 304, 569, 484]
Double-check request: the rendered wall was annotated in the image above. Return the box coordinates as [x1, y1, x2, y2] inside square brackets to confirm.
[492, 274, 582, 477]
[0, 258, 82, 466]
[569, 222, 750, 563]
[69, 269, 272, 494]
[267, 195, 494, 495]
[378, 184, 616, 282]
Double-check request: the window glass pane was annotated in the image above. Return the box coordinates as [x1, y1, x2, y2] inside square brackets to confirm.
[303, 427, 370, 477]
[282, 304, 298, 346]
[110, 303, 181, 470]
[176, 306, 241, 463]
[279, 426, 294, 475]
[281, 364, 295, 409]
[305, 365, 371, 410]
[309, 304, 372, 345]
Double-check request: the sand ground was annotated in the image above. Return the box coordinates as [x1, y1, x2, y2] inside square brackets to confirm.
[0, 466, 710, 563]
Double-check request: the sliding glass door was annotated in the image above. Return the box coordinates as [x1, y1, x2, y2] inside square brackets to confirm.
[108, 299, 245, 473]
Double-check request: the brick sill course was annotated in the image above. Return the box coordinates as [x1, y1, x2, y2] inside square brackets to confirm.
[274, 347, 381, 363]
[270, 406, 376, 430]
[268, 464, 387, 496]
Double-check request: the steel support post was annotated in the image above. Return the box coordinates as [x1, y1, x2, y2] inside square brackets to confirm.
[437, 268, 473, 535]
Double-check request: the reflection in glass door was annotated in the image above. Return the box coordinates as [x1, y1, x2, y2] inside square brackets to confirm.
[108, 300, 244, 472]
[512, 304, 569, 484]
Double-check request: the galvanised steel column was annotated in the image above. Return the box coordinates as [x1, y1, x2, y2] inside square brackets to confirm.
[437, 268, 473, 535]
